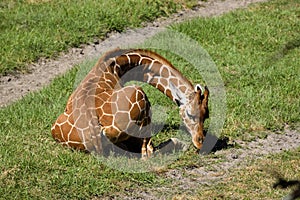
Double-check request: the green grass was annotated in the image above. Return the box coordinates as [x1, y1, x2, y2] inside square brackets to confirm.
[0, 0, 198, 75]
[0, 68, 167, 199]
[193, 148, 300, 200]
[165, 148, 300, 199]
[0, 0, 299, 199]
[172, 0, 300, 138]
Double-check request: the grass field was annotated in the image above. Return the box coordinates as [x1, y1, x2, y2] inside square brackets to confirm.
[172, 0, 300, 139]
[195, 149, 300, 199]
[0, 0, 197, 75]
[0, 0, 299, 199]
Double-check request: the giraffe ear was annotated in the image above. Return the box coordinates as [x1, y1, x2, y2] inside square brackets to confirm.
[202, 86, 209, 107]
[194, 84, 203, 94]
[203, 86, 209, 98]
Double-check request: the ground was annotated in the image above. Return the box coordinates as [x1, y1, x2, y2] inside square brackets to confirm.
[0, 0, 299, 199]
[0, 0, 269, 107]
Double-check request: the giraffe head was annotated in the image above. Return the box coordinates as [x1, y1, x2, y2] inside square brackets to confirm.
[180, 85, 209, 150]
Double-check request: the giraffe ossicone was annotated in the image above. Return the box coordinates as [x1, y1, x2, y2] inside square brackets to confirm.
[194, 84, 203, 94]
[51, 48, 209, 158]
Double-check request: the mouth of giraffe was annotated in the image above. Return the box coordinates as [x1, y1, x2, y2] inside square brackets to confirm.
[192, 129, 207, 150]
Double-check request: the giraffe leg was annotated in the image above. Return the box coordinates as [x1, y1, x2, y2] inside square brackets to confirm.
[146, 138, 154, 157]
[141, 138, 154, 159]
[141, 138, 148, 160]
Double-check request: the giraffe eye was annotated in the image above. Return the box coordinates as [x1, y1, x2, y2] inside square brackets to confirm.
[185, 110, 197, 121]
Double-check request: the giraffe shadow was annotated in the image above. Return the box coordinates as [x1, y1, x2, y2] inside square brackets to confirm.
[265, 37, 300, 66]
[208, 134, 233, 152]
[99, 127, 233, 158]
[105, 136, 188, 158]
[199, 132, 233, 154]
[151, 123, 234, 154]
[153, 134, 233, 155]
[153, 138, 189, 155]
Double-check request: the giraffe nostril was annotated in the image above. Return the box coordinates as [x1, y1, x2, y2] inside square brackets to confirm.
[198, 137, 204, 144]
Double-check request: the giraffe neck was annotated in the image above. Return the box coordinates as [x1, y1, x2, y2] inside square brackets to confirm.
[99, 49, 194, 107]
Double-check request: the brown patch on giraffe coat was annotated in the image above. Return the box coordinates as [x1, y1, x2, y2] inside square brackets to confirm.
[75, 115, 89, 129]
[101, 114, 114, 126]
[73, 92, 85, 106]
[114, 112, 131, 130]
[102, 102, 112, 114]
[130, 103, 141, 121]
[60, 121, 72, 136]
[151, 61, 162, 73]
[85, 96, 97, 107]
[136, 89, 144, 101]
[156, 83, 164, 92]
[170, 78, 179, 86]
[116, 55, 131, 67]
[160, 78, 168, 87]
[96, 108, 103, 119]
[127, 55, 141, 65]
[179, 85, 187, 92]
[68, 127, 82, 143]
[140, 57, 152, 66]
[116, 98, 131, 111]
[166, 89, 173, 99]
[160, 67, 170, 78]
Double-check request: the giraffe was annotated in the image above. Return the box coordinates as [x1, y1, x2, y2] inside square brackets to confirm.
[51, 48, 209, 158]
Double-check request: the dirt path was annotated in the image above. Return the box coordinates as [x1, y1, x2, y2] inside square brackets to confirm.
[0, 0, 269, 108]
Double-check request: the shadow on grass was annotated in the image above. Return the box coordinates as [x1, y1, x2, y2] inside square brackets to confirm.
[266, 37, 300, 66]
[200, 132, 234, 154]
[273, 176, 300, 200]
[153, 123, 233, 154]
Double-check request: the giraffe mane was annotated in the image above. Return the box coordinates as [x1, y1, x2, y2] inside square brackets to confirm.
[124, 49, 193, 89]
